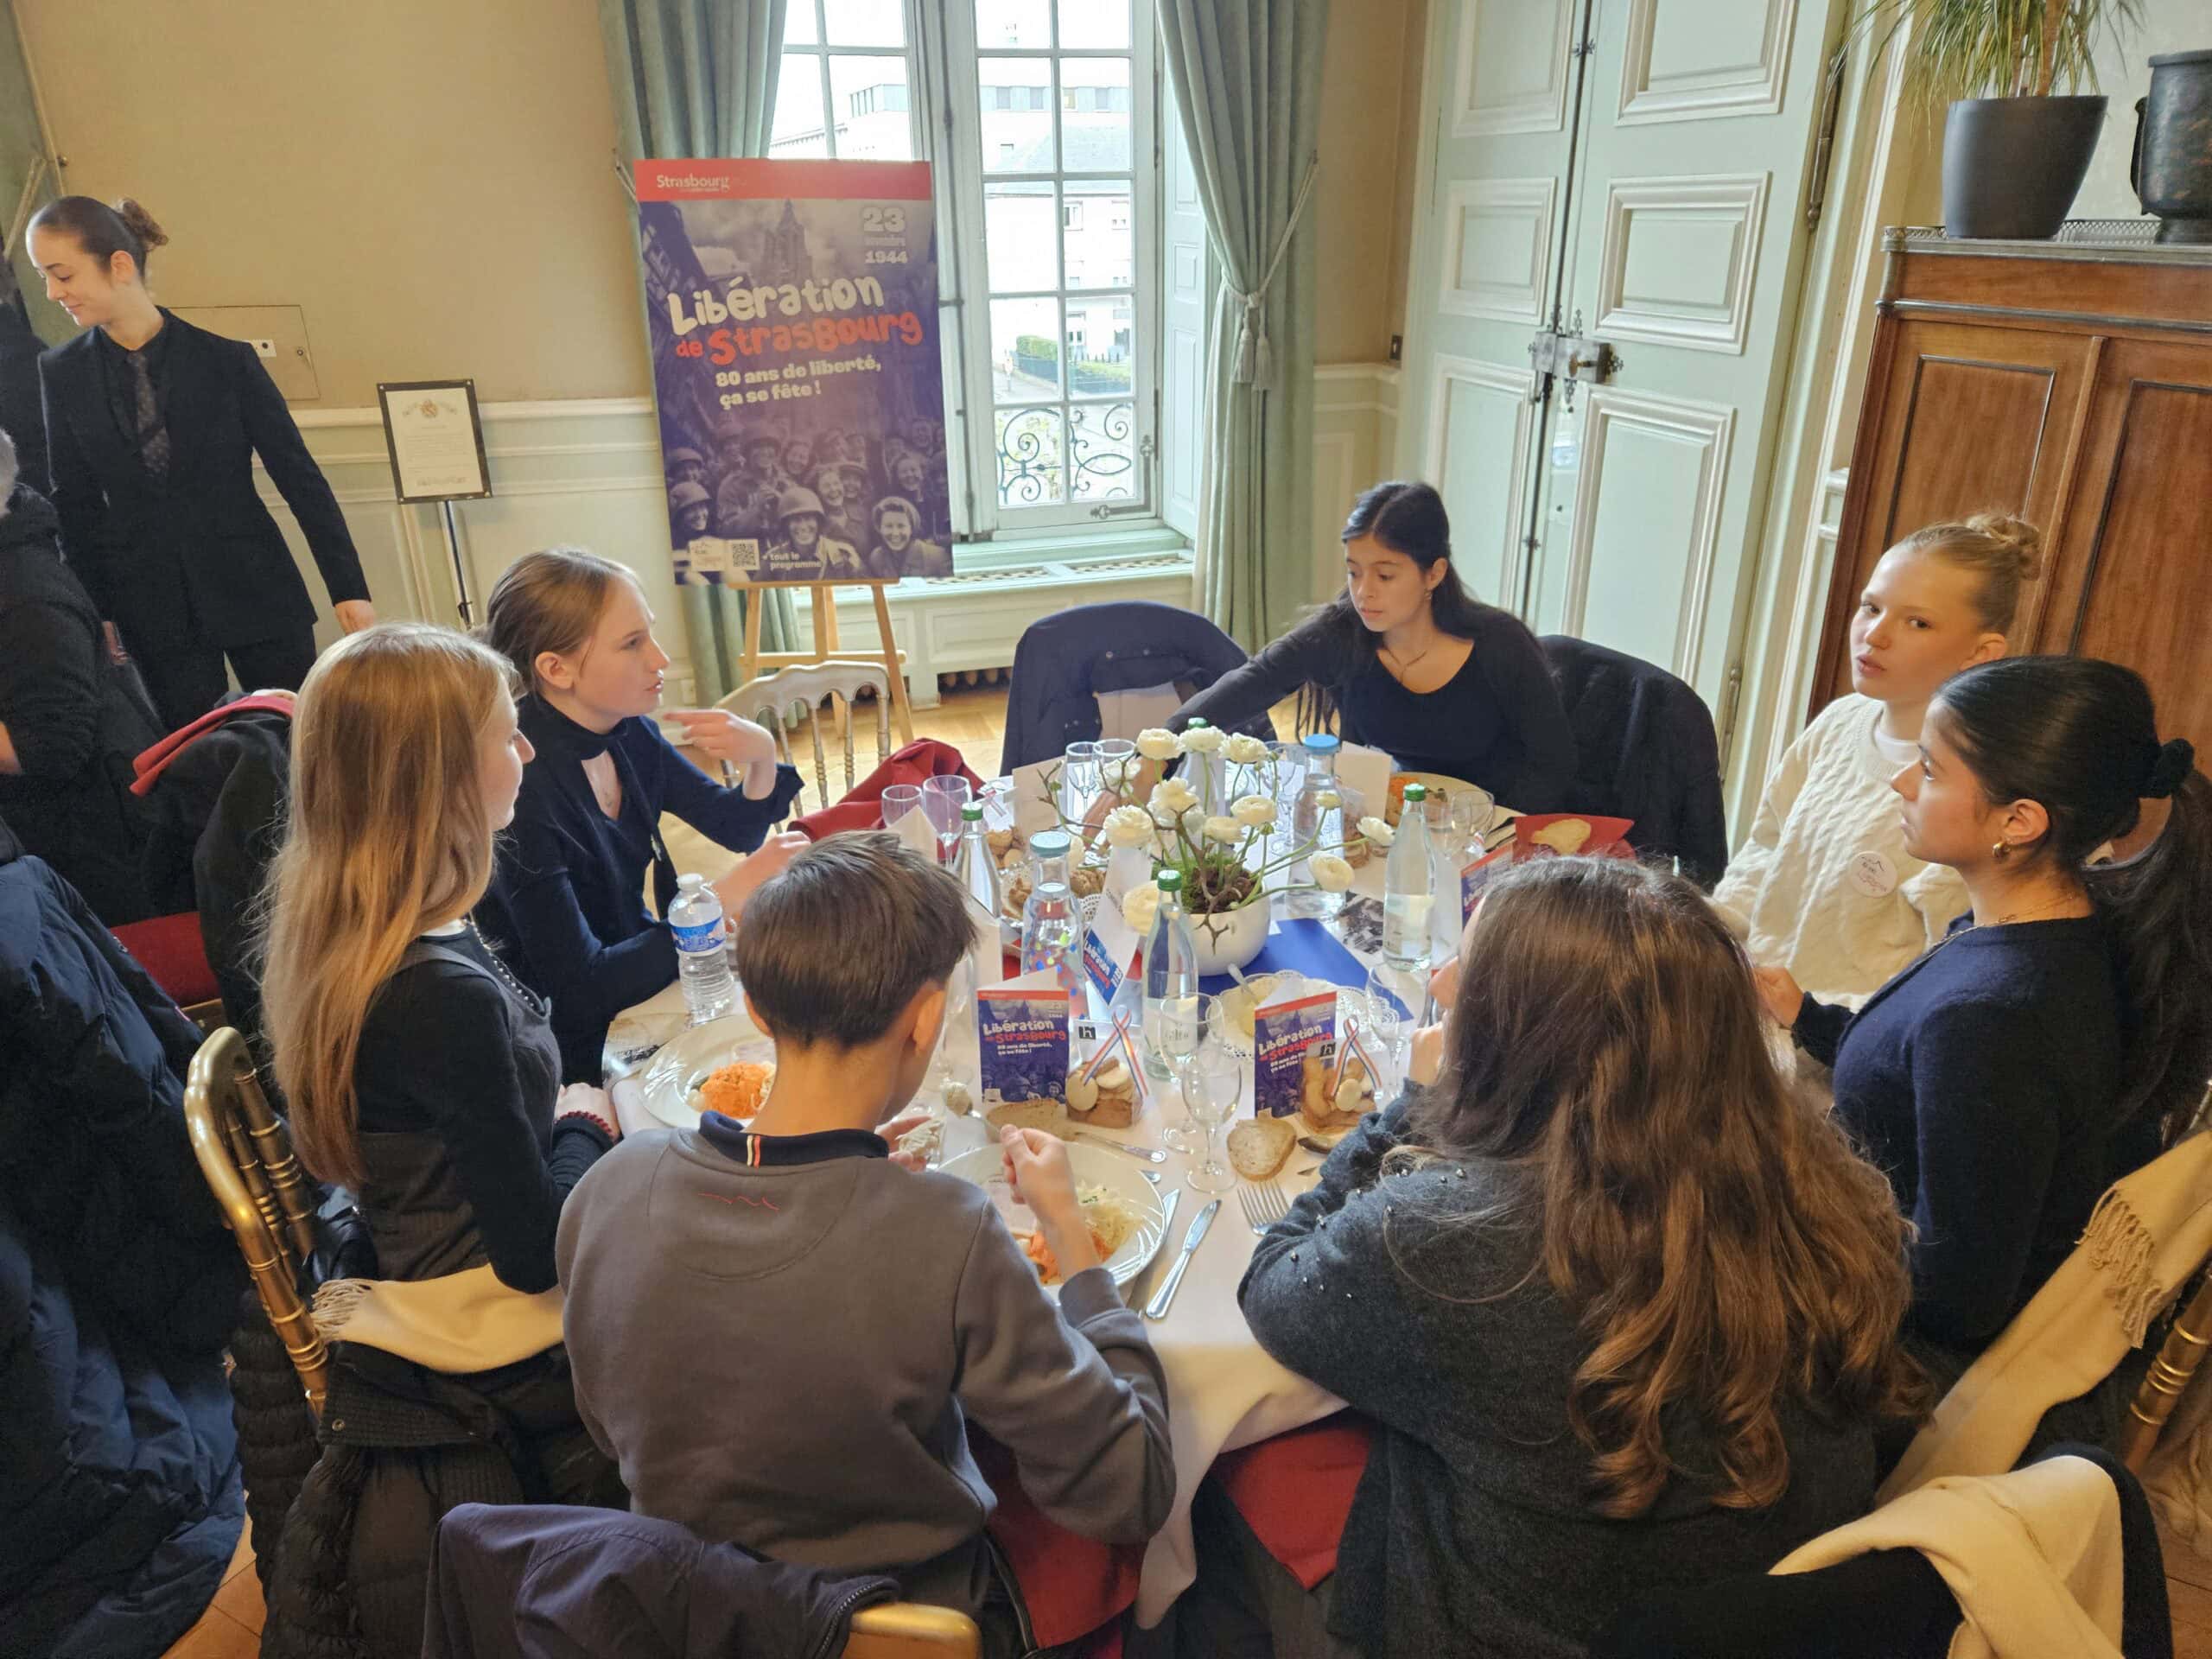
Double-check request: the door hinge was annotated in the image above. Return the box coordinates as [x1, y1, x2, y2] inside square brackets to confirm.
[1718, 663, 1746, 764]
[1805, 43, 1848, 228]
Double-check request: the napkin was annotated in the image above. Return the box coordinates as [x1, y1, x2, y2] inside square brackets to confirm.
[1335, 742, 1395, 820]
[886, 799, 941, 861]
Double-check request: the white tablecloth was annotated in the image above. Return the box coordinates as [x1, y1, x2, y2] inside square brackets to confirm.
[604, 802, 1514, 1626]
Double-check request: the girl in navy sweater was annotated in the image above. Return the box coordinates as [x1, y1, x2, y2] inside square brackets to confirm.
[479, 550, 807, 1082]
[1761, 658, 2212, 1377]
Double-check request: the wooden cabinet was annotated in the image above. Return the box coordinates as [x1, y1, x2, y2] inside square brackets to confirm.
[1815, 230, 2212, 758]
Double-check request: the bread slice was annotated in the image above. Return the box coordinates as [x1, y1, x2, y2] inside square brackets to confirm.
[985, 1097, 1068, 1136]
[1228, 1115, 1295, 1180]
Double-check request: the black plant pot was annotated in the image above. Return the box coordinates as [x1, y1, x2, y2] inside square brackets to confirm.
[1942, 95, 2108, 239]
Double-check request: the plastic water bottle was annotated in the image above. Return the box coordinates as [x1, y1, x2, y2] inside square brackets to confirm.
[1141, 868, 1200, 1080]
[950, 801, 1001, 919]
[1382, 783, 1435, 974]
[668, 873, 737, 1025]
[1288, 732, 1345, 918]
[1019, 829, 1084, 998]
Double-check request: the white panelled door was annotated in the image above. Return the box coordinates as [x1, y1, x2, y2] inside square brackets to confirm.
[1401, 0, 1842, 736]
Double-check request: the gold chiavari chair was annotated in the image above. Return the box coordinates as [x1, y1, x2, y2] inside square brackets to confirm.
[183, 1027, 330, 1414]
[842, 1604, 982, 1657]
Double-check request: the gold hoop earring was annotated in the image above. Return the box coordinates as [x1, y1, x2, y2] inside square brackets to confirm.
[1991, 840, 2012, 862]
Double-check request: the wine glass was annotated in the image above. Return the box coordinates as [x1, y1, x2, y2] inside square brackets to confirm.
[1182, 1043, 1245, 1196]
[921, 775, 973, 863]
[1060, 741, 1102, 828]
[1096, 737, 1139, 810]
[1450, 785, 1497, 853]
[880, 783, 925, 832]
[1151, 991, 1217, 1155]
[1358, 963, 1417, 1097]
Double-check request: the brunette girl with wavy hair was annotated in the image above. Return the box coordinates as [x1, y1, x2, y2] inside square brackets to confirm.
[1228, 857, 1920, 1658]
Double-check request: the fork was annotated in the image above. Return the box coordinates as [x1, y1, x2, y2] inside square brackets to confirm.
[1237, 1182, 1291, 1236]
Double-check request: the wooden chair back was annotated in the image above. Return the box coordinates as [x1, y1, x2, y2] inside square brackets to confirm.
[721, 659, 894, 813]
[184, 1027, 331, 1414]
[843, 1604, 982, 1657]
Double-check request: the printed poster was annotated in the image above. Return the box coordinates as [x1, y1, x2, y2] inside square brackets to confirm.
[633, 158, 951, 586]
[1254, 989, 1338, 1121]
[978, 987, 1071, 1112]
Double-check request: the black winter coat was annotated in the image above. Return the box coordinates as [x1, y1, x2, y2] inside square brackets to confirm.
[260, 1344, 625, 1659]
[1539, 634, 1730, 888]
[423, 1503, 899, 1659]
[137, 702, 292, 1059]
[0, 482, 159, 923]
[0, 824, 246, 1658]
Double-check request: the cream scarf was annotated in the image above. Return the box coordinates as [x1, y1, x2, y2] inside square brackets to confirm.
[311, 1264, 565, 1374]
[1878, 1132, 2212, 1548]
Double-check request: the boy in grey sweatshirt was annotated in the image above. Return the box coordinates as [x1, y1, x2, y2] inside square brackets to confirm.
[555, 833, 1173, 1653]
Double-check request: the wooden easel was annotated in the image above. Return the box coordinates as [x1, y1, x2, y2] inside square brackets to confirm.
[738, 579, 915, 745]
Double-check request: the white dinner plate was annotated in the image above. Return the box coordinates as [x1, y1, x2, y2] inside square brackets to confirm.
[938, 1141, 1170, 1297]
[633, 1011, 779, 1130]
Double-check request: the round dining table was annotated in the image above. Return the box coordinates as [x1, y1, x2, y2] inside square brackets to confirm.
[606, 785, 1510, 1627]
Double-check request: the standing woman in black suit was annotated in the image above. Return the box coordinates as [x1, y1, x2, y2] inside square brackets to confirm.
[29, 197, 375, 729]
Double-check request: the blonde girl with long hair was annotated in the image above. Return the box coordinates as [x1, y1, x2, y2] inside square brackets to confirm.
[261, 623, 621, 1293]
[1226, 857, 1923, 1659]
[1713, 512, 2042, 1001]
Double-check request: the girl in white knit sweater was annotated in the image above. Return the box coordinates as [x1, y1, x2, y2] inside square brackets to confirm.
[1713, 513, 2039, 1001]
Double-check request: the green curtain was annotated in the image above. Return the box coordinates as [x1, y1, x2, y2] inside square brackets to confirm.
[1156, 0, 1329, 651]
[599, 0, 797, 700]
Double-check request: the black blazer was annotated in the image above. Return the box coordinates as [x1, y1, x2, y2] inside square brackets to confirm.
[37, 312, 367, 647]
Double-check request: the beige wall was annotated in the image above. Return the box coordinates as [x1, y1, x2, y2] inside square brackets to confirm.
[1313, 0, 1421, 365]
[16, 0, 651, 408]
[20, 0, 1423, 404]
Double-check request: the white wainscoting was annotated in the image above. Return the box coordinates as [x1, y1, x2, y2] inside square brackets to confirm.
[257, 377, 1393, 700]
[261, 397, 1196, 708]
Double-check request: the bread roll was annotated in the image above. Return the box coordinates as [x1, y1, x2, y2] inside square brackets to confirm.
[1228, 1116, 1295, 1180]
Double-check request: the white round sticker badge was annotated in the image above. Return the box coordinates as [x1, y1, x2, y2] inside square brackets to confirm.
[1847, 850, 1898, 898]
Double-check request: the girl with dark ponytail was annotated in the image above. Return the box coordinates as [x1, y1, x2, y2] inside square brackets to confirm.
[1170, 480, 1579, 810]
[1759, 656, 2211, 1382]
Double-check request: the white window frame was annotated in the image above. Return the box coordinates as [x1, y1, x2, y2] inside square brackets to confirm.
[934, 1, 1159, 538]
[776, 1, 1169, 556]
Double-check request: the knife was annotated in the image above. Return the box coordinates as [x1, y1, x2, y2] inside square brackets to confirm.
[1071, 1129, 1168, 1164]
[1144, 1198, 1221, 1321]
[1134, 1187, 1180, 1300]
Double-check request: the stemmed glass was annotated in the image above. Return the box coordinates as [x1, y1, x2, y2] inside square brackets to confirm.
[921, 775, 973, 863]
[880, 783, 925, 832]
[1096, 737, 1139, 812]
[1060, 741, 1102, 828]
[1182, 1043, 1245, 1196]
[1359, 963, 1418, 1098]
[1151, 990, 1218, 1155]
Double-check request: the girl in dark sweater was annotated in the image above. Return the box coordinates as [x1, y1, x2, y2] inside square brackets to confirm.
[1229, 858, 1923, 1658]
[1760, 657, 2212, 1376]
[1171, 481, 1577, 810]
[478, 549, 807, 1081]
[260, 623, 629, 1292]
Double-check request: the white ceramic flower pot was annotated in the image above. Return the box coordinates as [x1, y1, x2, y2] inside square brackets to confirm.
[1188, 895, 1271, 977]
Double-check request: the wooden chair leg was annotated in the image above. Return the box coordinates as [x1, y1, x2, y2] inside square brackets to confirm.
[2120, 1268, 2212, 1471]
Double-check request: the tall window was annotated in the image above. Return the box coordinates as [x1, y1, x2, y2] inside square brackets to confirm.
[774, 0, 1158, 543]
[771, 2, 914, 162]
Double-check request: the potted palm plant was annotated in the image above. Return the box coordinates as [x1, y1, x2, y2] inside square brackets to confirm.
[1866, 0, 2143, 239]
